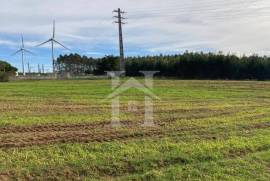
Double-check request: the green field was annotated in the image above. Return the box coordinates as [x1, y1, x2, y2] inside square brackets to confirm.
[0, 79, 269, 180]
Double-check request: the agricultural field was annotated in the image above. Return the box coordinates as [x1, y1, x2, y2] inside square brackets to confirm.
[0, 79, 269, 180]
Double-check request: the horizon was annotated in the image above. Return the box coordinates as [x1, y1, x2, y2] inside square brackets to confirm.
[1, 0, 270, 72]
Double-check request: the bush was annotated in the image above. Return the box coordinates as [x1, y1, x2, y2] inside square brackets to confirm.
[0, 72, 10, 82]
[0, 60, 17, 82]
[94, 56, 119, 75]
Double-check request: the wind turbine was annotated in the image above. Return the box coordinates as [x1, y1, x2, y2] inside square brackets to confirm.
[12, 35, 34, 76]
[36, 20, 70, 73]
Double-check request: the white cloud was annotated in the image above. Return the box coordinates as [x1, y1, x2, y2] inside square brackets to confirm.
[1, 0, 270, 56]
[0, 39, 17, 46]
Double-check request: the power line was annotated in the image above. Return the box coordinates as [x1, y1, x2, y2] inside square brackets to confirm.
[127, 2, 270, 23]
[126, 0, 265, 20]
[127, 0, 256, 14]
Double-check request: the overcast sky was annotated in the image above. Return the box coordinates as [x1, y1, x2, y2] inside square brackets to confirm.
[1, 0, 270, 71]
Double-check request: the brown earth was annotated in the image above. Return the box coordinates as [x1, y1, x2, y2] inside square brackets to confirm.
[0, 119, 176, 149]
[0, 118, 269, 149]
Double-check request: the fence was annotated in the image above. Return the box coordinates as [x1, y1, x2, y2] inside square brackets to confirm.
[9, 73, 107, 81]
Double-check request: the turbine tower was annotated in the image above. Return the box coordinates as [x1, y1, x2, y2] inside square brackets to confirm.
[36, 20, 69, 73]
[12, 35, 34, 76]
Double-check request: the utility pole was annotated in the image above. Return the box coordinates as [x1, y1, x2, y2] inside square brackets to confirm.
[42, 64, 45, 74]
[27, 62, 31, 74]
[52, 41, 55, 73]
[22, 50, 25, 76]
[113, 8, 127, 71]
[38, 64, 41, 73]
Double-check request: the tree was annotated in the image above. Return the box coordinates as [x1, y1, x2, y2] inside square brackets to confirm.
[56, 53, 96, 75]
[94, 56, 119, 75]
[0, 60, 17, 82]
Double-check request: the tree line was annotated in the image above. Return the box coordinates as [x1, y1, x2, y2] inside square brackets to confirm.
[56, 52, 270, 80]
[0, 60, 17, 82]
[56, 54, 118, 75]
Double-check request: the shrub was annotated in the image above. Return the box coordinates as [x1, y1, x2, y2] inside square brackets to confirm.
[0, 72, 9, 82]
[0, 60, 17, 82]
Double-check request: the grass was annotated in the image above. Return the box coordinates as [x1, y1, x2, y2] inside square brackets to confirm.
[0, 79, 269, 180]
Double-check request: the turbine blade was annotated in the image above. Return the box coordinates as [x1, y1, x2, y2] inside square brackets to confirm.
[11, 49, 22, 56]
[53, 40, 70, 50]
[36, 39, 51, 47]
[21, 34, 24, 48]
[23, 49, 35, 55]
[53, 20, 55, 38]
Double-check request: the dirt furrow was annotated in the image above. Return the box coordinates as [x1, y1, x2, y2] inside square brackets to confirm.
[0, 118, 269, 149]
[0, 128, 164, 149]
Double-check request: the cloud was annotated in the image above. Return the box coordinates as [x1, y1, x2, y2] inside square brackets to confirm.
[0, 39, 17, 47]
[1, 0, 270, 68]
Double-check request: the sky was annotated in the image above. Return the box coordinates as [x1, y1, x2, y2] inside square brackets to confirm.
[1, 0, 270, 72]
